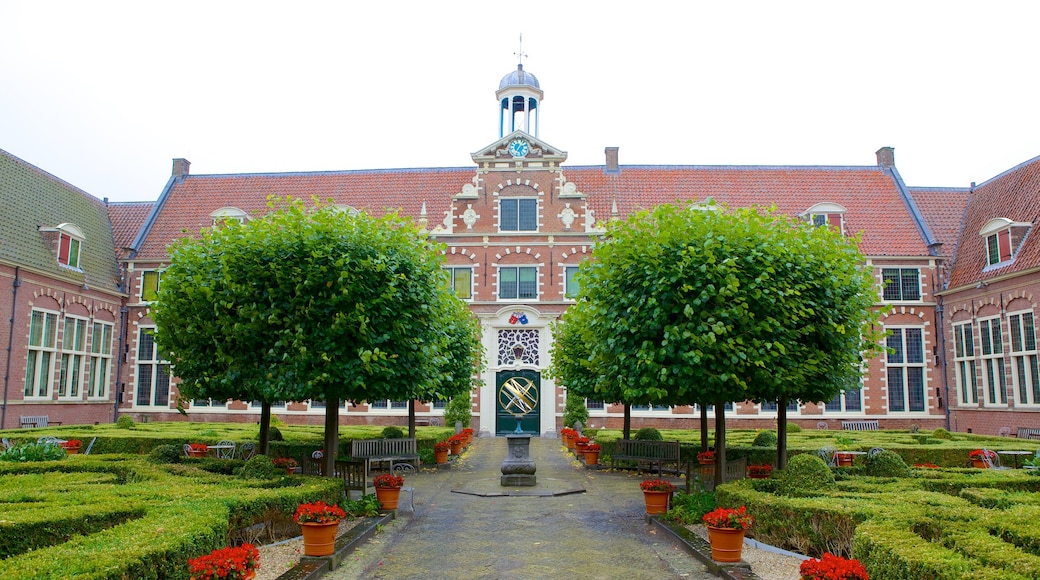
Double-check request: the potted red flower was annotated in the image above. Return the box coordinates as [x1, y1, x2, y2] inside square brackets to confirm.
[461, 427, 475, 446]
[293, 501, 346, 556]
[61, 439, 83, 454]
[561, 428, 576, 449]
[373, 472, 405, 510]
[747, 464, 772, 479]
[697, 450, 715, 465]
[448, 434, 465, 455]
[640, 479, 676, 515]
[969, 449, 997, 468]
[188, 543, 260, 580]
[433, 440, 450, 464]
[799, 552, 869, 580]
[272, 457, 300, 474]
[702, 506, 753, 562]
[583, 442, 602, 466]
[187, 443, 209, 458]
[574, 436, 590, 457]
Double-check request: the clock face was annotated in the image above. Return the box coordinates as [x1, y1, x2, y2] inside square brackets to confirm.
[508, 138, 530, 158]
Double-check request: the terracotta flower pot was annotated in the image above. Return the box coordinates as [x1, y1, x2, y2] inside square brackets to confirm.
[64, 445, 81, 455]
[706, 526, 745, 562]
[375, 486, 402, 510]
[643, 490, 670, 515]
[835, 453, 854, 467]
[449, 441, 463, 455]
[300, 521, 339, 556]
[564, 435, 575, 450]
[187, 450, 207, 458]
[583, 450, 600, 466]
[435, 448, 449, 464]
[971, 458, 988, 468]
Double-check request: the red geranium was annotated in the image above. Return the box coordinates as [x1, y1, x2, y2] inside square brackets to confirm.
[799, 552, 869, 580]
[188, 543, 259, 580]
[293, 501, 346, 524]
[969, 449, 997, 460]
[748, 464, 773, 476]
[640, 479, 676, 492]
[702, 506, 754, 530]
[188, 443, 209, 453]
[584, 443, 602, 452]
[697, 450, 715, 462]
[373, 473, 405, 488]
[433, 441, 450, 452]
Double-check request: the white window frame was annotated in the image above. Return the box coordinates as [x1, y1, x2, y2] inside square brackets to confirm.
[564, 265, 580, 300]
[952, 321, 979, 406]
[978, 316, 1008, 406]
[135, 327, 171, 408]
[881, 268, 921, 302]
[368, 400, 408, 411]
[759, 399, 801, 415]
[24, 309, 59, 399]
[821, 385, 864, 414]
[1008, 310, 1040, 407]
[499, 198, 538, 232]
[446, 267, 473, 300]
[498, 266, 538, 300]
[209, 206, 248, 225]
[980, 218, 1031, 267]
[58, 315, 89, 400]
[886, 326, 927, 413]
[141, 270, 163, 302]
[87, 321, 113, 399]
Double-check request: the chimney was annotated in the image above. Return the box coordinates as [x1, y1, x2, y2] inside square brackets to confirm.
[875, 147, 895, 168]
[605, 147, 619, 172]
[172, 158, 191, 179]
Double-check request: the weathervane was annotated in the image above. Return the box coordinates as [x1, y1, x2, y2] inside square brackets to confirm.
[514, 33, 527, 66]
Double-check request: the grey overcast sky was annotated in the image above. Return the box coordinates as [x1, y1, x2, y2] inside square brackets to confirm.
[2, 1, 1038, 203]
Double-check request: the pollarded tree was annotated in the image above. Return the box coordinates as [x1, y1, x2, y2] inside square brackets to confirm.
[153, 197, 480, 469]
[570, 203, 881, 485]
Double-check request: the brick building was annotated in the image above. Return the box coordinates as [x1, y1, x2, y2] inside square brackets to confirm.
[2, 65, 1036, 436]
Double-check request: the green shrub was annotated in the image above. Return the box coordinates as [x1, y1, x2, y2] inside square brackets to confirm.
[381, 426, 405, 439]
[865, 450, 911, 478]
[148, 444, 182, 464]
[562, 390, 589, 430]
[752, 431, 778, 447]
[787, 422, 802, 433]
[777, 453, 836, 497]
[267, 427, 284, 442]
[115, 415, 135, 429]
[634, 427, 663, 441]
[932, 427, 953, 440]
[663, 490, 716, 525]
[343, 494, 381, 517]
[443, 395, 472, 430]
[0, 442, 67, 462]
[239, 455, 281, 479]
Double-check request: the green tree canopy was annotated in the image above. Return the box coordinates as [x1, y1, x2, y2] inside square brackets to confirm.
[153, 197, 481, 460]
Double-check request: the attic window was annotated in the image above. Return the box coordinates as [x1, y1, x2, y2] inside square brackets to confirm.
[39, 223, 85, 269]
[802, 202, 847, 234]
[210, 207, 248, 225]
[980, 218, 1031, 267]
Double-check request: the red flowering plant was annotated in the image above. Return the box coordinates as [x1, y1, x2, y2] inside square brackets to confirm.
[575, 436, 590, 445]
[433, 441, 451, 452]
[271, 457, 299, 469]
[747, 464, 773, 476]
[461, 427, 474, 435]
[584, 443, 602, 452]
[373, 473, 405, 488]
[969, 449, 997, 460]
[697, 450, 715, 462]
[188, 543, 260, 580]
[293, 501, 346, 525]
[702, 506, 754, 530]
[640, 479, 677, 492]
[799, 552, 869, 580]
[448, 434, 465, 445]
[61, 439, 82, 448]
[188, 443, 209, 453]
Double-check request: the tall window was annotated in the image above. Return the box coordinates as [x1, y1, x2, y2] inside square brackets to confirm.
[58, 232, 82, 268]
[58, 316, 88, 399]
[979, 317, 1007, 406]
[564, 266, 580, 299]
[141, 271, 162, 302]
[500, 198, 538, 231]
[499, 266, 537, 300]
[953, 322, 978, 405]
[986, 229, 1013, 266]
[1009, 311, 1039, 407]
[136, 328, 170, 407]
[823, 387, 863, 413]
[446, 267, 473, 300]
[87, 322, 113, 399]
[24, 310, 58, 398]
[887, 327, 926, 412]
[881, 268, 920, 301]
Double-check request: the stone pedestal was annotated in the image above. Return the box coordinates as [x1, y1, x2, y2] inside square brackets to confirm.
[501, 434, 537, 486]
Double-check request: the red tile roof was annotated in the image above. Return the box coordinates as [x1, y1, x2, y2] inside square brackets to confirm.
[133, 164, 931, 260]
[947, 156, 1040, 289]
[107, 202, 153, 260]
[906, 187, 971, 258]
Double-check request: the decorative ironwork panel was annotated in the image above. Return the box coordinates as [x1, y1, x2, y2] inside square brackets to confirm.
[498, 329, 539, 366]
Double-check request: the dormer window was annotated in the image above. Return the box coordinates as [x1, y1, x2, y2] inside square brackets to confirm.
[39, 223, 85, 269]
[980, 218, 1031, 267]
[210, 207, 248, 225]
[802, 203, 847, 235]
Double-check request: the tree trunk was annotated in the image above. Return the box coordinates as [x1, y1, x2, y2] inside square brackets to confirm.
[408, 401, 417, 439]
[323, 394, 340, 477]
[700, 403, 709, 452]
[258, 401, 272, 456]
[623, 404, 632, 440]
[776, 397, 789, 471]
[714, 400, 726, 489]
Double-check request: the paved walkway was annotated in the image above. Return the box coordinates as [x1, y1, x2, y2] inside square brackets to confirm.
[326, 436, 716, 579]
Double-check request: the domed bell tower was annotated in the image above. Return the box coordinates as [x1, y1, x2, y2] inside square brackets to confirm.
[497, 64, 542, 138]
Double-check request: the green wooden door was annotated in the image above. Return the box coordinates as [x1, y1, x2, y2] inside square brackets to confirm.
[496, 370, 540, 435]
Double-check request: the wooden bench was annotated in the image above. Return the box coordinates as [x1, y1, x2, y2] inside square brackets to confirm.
[610, 440, 681, 477]
[350, 438, 419, 475]
[841, 420, 878, 431]
[19, 415, 60, 429]
[1017, 428, 1040, 440]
